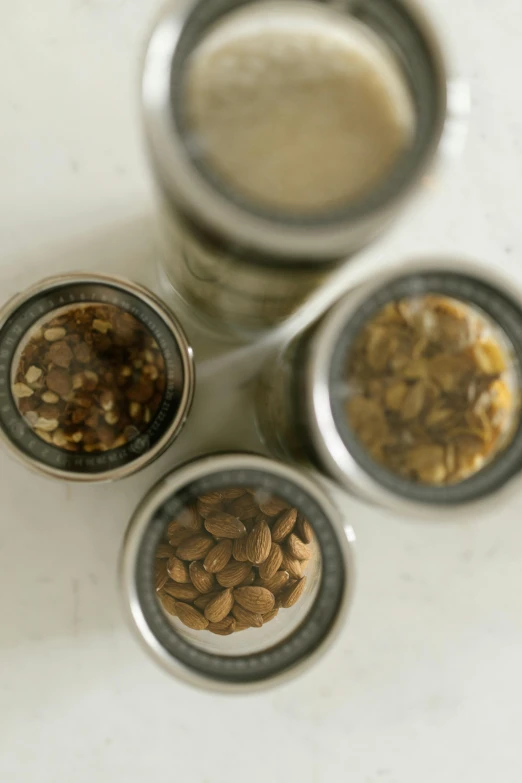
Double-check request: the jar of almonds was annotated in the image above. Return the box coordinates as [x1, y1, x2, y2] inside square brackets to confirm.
[0, 274, 195, 481]
[120, 453, 354, 691]
[256, 260, 522, 517]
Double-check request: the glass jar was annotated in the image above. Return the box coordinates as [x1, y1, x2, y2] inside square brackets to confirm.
[0, 274, 195, 481]
[256, 260, 522, 517]
[141, 0, 461, 337]
[120, 453, 355, 690]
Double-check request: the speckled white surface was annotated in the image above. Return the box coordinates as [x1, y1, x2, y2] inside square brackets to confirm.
[1, 1, 522, 781]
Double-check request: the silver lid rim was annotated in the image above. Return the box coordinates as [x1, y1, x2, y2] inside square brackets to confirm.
[0, 273, 195, 483]
[306, 257, 522, 519]
[119, 453, 356, 693]
[141, 0, 450, 261]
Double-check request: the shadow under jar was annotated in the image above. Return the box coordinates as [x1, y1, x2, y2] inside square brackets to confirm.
[142, 0, 458, 337]
[120, 453, 354, 691]
[0, 274, 195, 481]
[256, 260, 522, 518]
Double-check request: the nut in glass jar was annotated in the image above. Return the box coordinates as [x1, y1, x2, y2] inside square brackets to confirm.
[120, 454, 354, 691]
[256, 260, 522, 517]
[142, 0, 459, 335]
[0, 274, 195, 481]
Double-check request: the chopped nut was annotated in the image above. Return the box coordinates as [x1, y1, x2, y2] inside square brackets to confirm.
[44, 327, 66, 342]
[92, 319, 112, 334]
[46, 368, 72, 397]
[25, 366, 43, 384]
[74, 342, 91, 364]
[41, 391, 60, 404]
[13, 303, 168, 454]
[52, 429, 68, 448]
[48, 341, 74, 369]
[13, 383, 34, 399]
[35, 428, 53, 443]
[24, 411, 39, 427]
[143, 364, 159, 381]
[36, 417, 59, 432]
[129, 402, 142, 420]
[100, 390, 115, 411]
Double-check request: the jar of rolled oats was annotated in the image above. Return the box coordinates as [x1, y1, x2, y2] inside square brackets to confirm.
[256, 260, 522, 517]
[120, 453, 354, 691]
[142, 0, 462, 336]
[0, 274, 195, 481]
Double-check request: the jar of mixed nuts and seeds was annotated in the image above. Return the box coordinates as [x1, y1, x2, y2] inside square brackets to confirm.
[0, 274, 195, 481]
[120, 453, 354, 691]
[256, 260, 522, 518]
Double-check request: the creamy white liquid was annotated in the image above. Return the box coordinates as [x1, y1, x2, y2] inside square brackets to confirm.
[184, 2, 416, 214]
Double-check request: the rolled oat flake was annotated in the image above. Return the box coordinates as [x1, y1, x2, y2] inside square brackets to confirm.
[257, 263, 522, 515]
[0, 275, 194, 480]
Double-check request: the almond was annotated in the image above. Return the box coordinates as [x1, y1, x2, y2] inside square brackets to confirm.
[232, 603, 263, 628]
[281, 552, 303, 579]
[257, 570, 290, 594]
[234, 623, 250, 633]
[163, 581, 200, 601]
[281, 576, 307, 608]
[204, 512, 247, 539]
[216, 561, 252, 588]
[204, 588, 234, 623]
[167, 526, 195, 547]
[155, 560, 168, 592]
[208, 616, 236, 635]
[189, 561, 216, 594]
[239, 571, 256, 586]
[296, 514, 313, 544]
[198, 491, 224, 504]
[271, 508, 298, 542]
[158, 592, 177, 616]
[233, 586, 275, 614]
[258, 542, 283, 580]
[228, 494, 259, 520]
[168, 504, 202, 535]
[246, 520, 272, 564]
[156, 543, 176, 559]
[232, 537, 249, 562]
[176, 534, 214, 561]
[194, 591, 220, 610]
[286, 534, 311, 560]
[203, 539, 233, 573]
[221, 488, 246, 500]
[262, 605, 280, 624]
[167, 556, 191, 584]
[197, 497, 224, 518]
[258, 497, 288, 517]
[175, 602, 209, 630]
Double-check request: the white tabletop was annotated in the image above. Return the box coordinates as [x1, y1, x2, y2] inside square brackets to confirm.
[1, 1, 522, 781]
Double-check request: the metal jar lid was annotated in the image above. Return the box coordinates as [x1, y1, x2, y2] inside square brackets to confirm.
[305, 259, 522, 517]
[0, 274, 195, 481]
[120, 453, 355, 691]
[142, 0, 451, 261]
